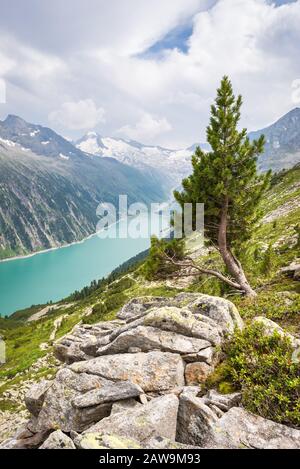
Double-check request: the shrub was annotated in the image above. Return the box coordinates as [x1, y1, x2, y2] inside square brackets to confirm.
[142, 236, 185, 280]
[211, 323, 300, 426]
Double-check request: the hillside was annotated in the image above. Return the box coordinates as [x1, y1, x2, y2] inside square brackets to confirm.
[0, 116, 166, 259]
[0, 164, 299, 447]
[250, 108, 300, 172]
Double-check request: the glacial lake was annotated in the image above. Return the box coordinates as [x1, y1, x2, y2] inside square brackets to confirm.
[0, 216, 163, 316]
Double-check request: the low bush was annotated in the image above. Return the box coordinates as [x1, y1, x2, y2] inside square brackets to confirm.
[208, 323, 300, 427]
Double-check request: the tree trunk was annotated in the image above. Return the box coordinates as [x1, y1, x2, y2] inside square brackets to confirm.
[218, 197, 257, 297]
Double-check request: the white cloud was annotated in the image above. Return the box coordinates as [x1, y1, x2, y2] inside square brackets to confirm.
[118, 113, 172, 143]
[0, 0, 300, 146]
[48, 99, 106, 130]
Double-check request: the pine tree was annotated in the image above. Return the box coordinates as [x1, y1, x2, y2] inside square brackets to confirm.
[174, 76, 270, 297]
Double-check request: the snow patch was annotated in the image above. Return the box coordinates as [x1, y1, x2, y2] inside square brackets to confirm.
[59, 153, 69, 160]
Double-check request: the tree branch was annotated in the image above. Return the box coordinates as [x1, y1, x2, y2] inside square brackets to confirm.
[160, 250, 243, 290]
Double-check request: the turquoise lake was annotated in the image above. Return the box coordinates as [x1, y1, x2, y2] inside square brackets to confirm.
[0, 218, 155, 317]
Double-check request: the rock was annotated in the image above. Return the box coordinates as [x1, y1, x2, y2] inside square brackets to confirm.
[280, 260, 300, 280]
[185, 362, 213, 385]
[72, 381, 144, 408]
[81, 395, 179, 446]
[96, 325, 212, 356]
[147, 436, 200, 449]
[32, 369, 114, 433]
[111, 399, 142, 415]
[70, 351, 185, 392]
[117, 296, 169, 321]
[143, 307, 223, 346]
[35, 379, 112, 433]
[203, 390, 242, 412]
[212, 407, 300, 449]
[25, 380, 53, 417]
[177, 389, 300, 449]
[176, 389, 219, 446]
[187, 294, 243, 333]
[39, 430, 76, 449]
[0, 430, 50, 449]
[75, 432, 143, 449]
[253, 316, 300, 349]
[182, 346, 216, 365]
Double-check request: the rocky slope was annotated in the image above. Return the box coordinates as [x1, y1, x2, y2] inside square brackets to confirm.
[250, 107, 300, 172]
[0, 116, 166, 259]
[1, 293, 300, 449]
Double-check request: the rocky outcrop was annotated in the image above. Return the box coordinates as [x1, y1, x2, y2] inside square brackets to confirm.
[2, 293, 299, 449]
[177, 388, 300, 449]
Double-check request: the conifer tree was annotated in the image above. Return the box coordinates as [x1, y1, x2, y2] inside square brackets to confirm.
[174, 76, 270, 297]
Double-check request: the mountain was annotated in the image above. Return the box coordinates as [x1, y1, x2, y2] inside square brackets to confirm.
[0, 116, 166, 259]
[76, 133, 206, 188]
[76, 108, 300, 181]
[250, 107, 300, 172]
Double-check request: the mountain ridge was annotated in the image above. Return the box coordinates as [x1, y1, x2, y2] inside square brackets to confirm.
[0, 116, 166, 259]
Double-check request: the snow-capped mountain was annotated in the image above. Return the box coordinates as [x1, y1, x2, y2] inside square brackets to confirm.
[0, 116, 166, 259]
[76, 132, 200, 189]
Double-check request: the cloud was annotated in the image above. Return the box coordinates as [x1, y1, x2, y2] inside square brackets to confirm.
[118, 113, 172, 143]
[0, 0, 300, 146]
[48, 99, 106, 130]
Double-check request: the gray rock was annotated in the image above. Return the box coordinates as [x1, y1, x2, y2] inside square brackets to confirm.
[187, 294, 244, 333]
[25, 380, 53, 417]
[252, 316, 300, 349]
[213, 407, 300, 449]
[0, 430, 50, 449]
[117, 296, 169, 321]
[81, 395, 179, 446]
[39, 430, 76, 449]
[70, 351, 185, 392]
[111, 399, 142, 415]
[72, 381, 143, 408]
[96, 325, 211, 356]
[75, 432, 143, 449]
[177, 389, 300, 449]
[142, 307, 223, 346]
[35, 379, 112, 432]
[176, 389, 219, 446]
[204, 390, 242, 412]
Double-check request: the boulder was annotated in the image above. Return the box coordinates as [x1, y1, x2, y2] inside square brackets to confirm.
[213, 407, 300, 449]
[111, 399, 142, 415]
[39, 430, 76, 449]
[203, 390, 242, 412]
[96, 325, 211, 356]
[185, 362, 214, 385]
[75, 432, 143, 449]
[142, 307, 223, 346]
[69, 351, 185, 392]
[25, 380, 53, 417]
[71, 381, 144, 408]
[177, 389, 300, 449]
[176, 388, 219, 446]
[117, 296, 169, 321]
[30, 369, 114, 433]
[252, 316, 300, 349]
[80, 395, 179, 446]
[187, 294, 243, 333]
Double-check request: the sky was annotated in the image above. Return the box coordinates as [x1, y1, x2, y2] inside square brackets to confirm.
[0, 0, 299, 148]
